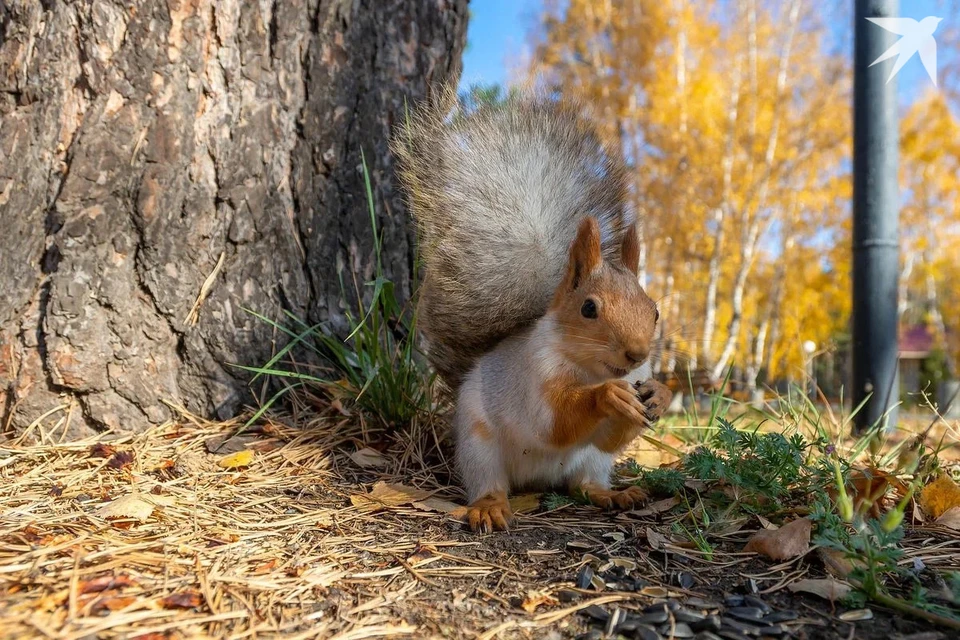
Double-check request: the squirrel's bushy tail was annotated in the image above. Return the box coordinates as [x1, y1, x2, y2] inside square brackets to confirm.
[393, 89, 632, 389]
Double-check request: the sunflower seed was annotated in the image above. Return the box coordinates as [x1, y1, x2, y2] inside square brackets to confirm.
[839, 608, 874, 621]
[583, 604, 609, 622]
[762, 610, 798, 624]
[576, 565, 594, 590]
[726, 607, 765, 621]
[742, 596, 771, 614]
[659, 622, 695, 638]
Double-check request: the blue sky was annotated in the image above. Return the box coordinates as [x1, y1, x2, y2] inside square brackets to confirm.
[460, 0, 953, 106]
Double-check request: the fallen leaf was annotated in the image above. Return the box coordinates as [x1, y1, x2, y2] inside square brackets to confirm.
[710, 517, 750, 537]
[744, 517, 812, 561]
[159, 591, 202, 609]
[206, 434, 256, 454]
[920, 476, 960, 519]
[520, 590, 558, 613]
[350, 481, 432, 513]
[828, 467, 893, 519]
[252, 559, 277, 574]
[818, 548, 856, 579]
[646, 526, 670, 550]
[935, 506, 960, 530]
[108, 451, 135, 469]
[787, 578, 852, 601]
[91, 595, 137, 612]
[96, 495, 155, 521]
[349, 447, 387, 468]
[78, 574, 135, 594]
[407, 545, 437, 564]
[509, 493, 541, 514]
[89, 443, 117, 458]
[218, 450, 254, 469]
[413, 495, 464, 514]
[629, 496, 680, 517]
[330, 398, 352, 416]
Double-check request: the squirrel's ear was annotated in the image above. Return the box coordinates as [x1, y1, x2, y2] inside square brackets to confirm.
[621, 221, 640, 276]
[565, 217, 603, 290]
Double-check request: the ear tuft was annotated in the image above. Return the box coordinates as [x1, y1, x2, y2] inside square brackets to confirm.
[567, 217, 603, 290]
[621, 221, 640, 276]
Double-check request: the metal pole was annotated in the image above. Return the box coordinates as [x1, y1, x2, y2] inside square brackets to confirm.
[853, 0, 900, 433]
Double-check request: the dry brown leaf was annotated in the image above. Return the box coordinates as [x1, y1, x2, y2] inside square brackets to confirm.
[787, 578, 852, 601]
[349, 447, 387, 468]
[646, 526, 670, 550]
[96, 495, 155, 521]
[252, 559, 278, 574]
[818, 547, 856, 579]
[78, 574, 135, 594]
[89, 443, 117, 458]
[205, 434, 256, 454]
[920, 476, 960, 519]
[91, 595, 138, 612]
[329, 398, 352, 416]
[107, 451, 135, 469]
[218, 449, 254, 469]
[744, 517, 812, 560]
[629, 496, 680, 517]
[520, 590, 558, 613]
[414, 496, 464, 514]
[935, 506, 960, 530]
[159, 590, 202, 609]
[828, 467, 893, 519]
[350, 481, 432, 513]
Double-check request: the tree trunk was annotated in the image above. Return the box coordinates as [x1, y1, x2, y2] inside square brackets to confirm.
[0, 0, 467, 439]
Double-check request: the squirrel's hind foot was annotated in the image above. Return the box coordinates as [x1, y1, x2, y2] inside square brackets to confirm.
[578, 483, 648, 511]
[466, 491, 514, 533]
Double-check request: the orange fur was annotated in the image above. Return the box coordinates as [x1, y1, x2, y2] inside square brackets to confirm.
[549, 217, 658, 379]
[621, 221, 641, 275]
[591, 419, 644, 453]
[542, 372, 604, 448]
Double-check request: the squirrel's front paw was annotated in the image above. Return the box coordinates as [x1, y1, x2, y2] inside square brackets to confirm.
[598, 380, 648, 426]
[634, 379, 673, 424]
[466, 492, 514, 533]
[579, 484, 649, 511]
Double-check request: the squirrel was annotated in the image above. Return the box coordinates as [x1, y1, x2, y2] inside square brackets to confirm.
[393, 91, 673, 532]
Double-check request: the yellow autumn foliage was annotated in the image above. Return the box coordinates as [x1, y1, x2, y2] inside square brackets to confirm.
[527, 0, 960, 388]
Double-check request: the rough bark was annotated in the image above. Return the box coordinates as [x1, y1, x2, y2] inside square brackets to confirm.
[0, 0, 467, 438]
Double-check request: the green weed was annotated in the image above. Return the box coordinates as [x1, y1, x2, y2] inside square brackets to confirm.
[236, 150, 433, 428]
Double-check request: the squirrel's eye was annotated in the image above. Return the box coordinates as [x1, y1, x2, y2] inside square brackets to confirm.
[655, 307, 660, 323]
[581, 299, 598, 319]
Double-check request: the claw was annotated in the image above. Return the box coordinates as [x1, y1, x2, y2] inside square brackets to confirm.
[466, 492, 514, 533]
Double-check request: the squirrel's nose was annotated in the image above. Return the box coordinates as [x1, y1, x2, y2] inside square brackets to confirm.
[625, 349, 648, 365]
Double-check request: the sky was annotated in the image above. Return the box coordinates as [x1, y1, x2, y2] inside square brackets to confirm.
[460, 0, 954, 106]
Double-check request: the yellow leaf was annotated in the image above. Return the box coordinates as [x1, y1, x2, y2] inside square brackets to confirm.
[97, 494, 155, 521]
[508, 493, 541, 514]
[350, 481, 432, 513]
[219, 449, 254, 469]
[920, 476, 960, 519]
